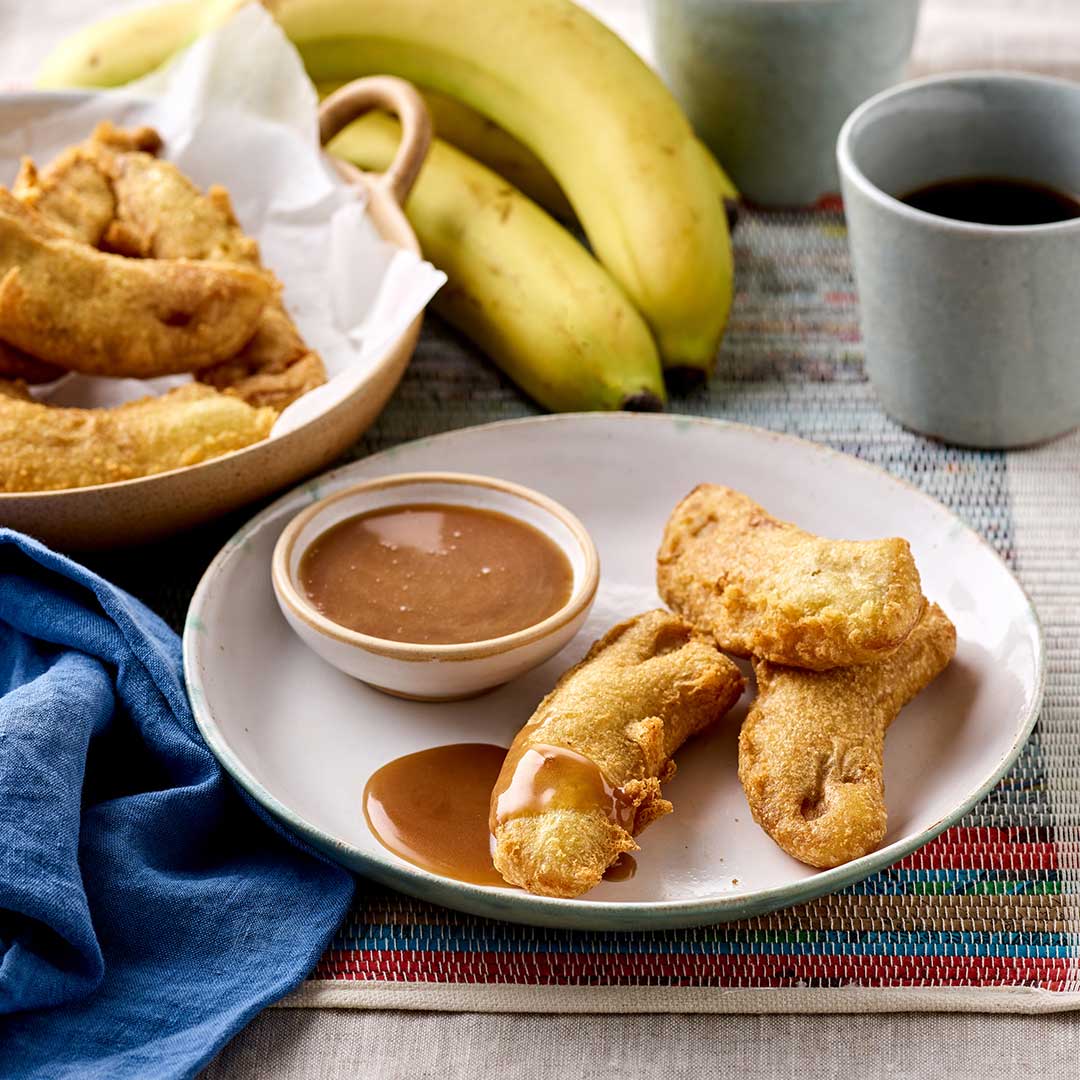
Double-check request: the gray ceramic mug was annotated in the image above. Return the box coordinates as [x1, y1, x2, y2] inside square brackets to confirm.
[838, 72, 1080, 448]
[646, 0, 922, 206]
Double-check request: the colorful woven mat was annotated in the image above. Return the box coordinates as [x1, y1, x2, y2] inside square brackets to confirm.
[315, 207, 1080, 1005]
[92, 206, 1080, 1009]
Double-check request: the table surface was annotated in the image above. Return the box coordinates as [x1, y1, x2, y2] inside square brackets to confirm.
[4, 1, 1080, 1077]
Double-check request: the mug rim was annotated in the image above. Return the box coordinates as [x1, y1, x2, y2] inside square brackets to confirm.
[837, 69, 1080, 236]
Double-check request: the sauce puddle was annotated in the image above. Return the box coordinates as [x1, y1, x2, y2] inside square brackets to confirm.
[364, 743, 509, 886]
[364, 742, 640, 888]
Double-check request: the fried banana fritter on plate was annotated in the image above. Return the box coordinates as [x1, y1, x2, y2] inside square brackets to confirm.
[0, 381, 276, 492]
[738, 602, 956, 869]
[657, 484, 925, 670]
[15, 123, 325, 409]
[490, 610, 745, 898]
[0, 188, 270, 377]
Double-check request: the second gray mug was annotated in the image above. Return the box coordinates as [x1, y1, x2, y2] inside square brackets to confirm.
[838, 72, 1080, 448]
[647, 0, 922, 206]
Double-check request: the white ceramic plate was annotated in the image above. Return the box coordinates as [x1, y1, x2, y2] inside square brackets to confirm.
[184, 415, 1044, 930]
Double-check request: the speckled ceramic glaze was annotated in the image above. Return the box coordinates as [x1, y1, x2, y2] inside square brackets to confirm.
[839, 72, 1080, 448]
[647, 0, 922, 206]
[184, 414, 1044, 931]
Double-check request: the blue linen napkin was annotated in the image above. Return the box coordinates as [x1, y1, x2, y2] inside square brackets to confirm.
[0, 529, 354, 1079]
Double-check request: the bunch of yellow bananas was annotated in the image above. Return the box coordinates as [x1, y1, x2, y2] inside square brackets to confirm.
[39, 0, 737, 413]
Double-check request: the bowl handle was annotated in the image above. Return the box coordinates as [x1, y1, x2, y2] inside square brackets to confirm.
[318, 75, 433, 206]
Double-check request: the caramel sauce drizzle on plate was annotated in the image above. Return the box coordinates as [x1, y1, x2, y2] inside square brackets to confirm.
[364, 742, 638, 888]
[363, 743, 508, 887]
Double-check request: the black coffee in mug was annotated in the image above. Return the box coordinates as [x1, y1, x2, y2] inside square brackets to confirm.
[900, 176, 1080, 226]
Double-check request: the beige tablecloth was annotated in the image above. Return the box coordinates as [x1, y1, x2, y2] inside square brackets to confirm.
[3, 2, 1079, 1077]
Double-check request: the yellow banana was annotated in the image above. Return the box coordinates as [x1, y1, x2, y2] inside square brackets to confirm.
[39, 15, 575, 221]
[42, 13, 736, 224]
[40, 0, 734, 382]
[319, 81, 575, 223]
[420, 90, 578, 224]
[320, 85, 741, 230]
[37, 0, 240, 88]
[329, 113, 665, 412]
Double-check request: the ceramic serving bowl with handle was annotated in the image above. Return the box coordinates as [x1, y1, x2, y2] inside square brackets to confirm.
[0, 76, 432, 550]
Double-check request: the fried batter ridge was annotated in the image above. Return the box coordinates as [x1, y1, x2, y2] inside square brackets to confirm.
[0, 381, 276, 492]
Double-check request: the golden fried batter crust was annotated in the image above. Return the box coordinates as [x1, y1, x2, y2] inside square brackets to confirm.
[0, 189, 270, 377]
[14, 123, 324, 409]
[11, 122, 162, 246]
[195, 305, 326, 409]
[13, 153, 115, 246]
[490, 610, 745, 898]
[657, 484, 925, 670]
[89, 121, 164, 155]
[738, 602, 956, 868]
[105, 156, 324, 409]
[0, 381, 276, 492]
[104, 155, 261, 264]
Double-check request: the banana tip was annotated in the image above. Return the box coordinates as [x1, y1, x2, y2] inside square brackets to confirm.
[621, 390, 665, 413]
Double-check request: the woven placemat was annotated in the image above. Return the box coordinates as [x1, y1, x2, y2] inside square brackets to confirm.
[86, 206, 1080, 1011]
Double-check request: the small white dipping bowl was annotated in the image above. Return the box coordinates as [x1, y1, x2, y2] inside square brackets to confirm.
[271, 472, 599, 701]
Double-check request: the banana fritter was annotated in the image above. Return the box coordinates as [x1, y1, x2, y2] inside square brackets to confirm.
[490, 610, 744, 898]
[0, 189, 270, 377]
[0, 381, 276, 492]
[14, 123, 324, 409]
[657, 484, 925, 670]
[738, 602, 956, 868]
